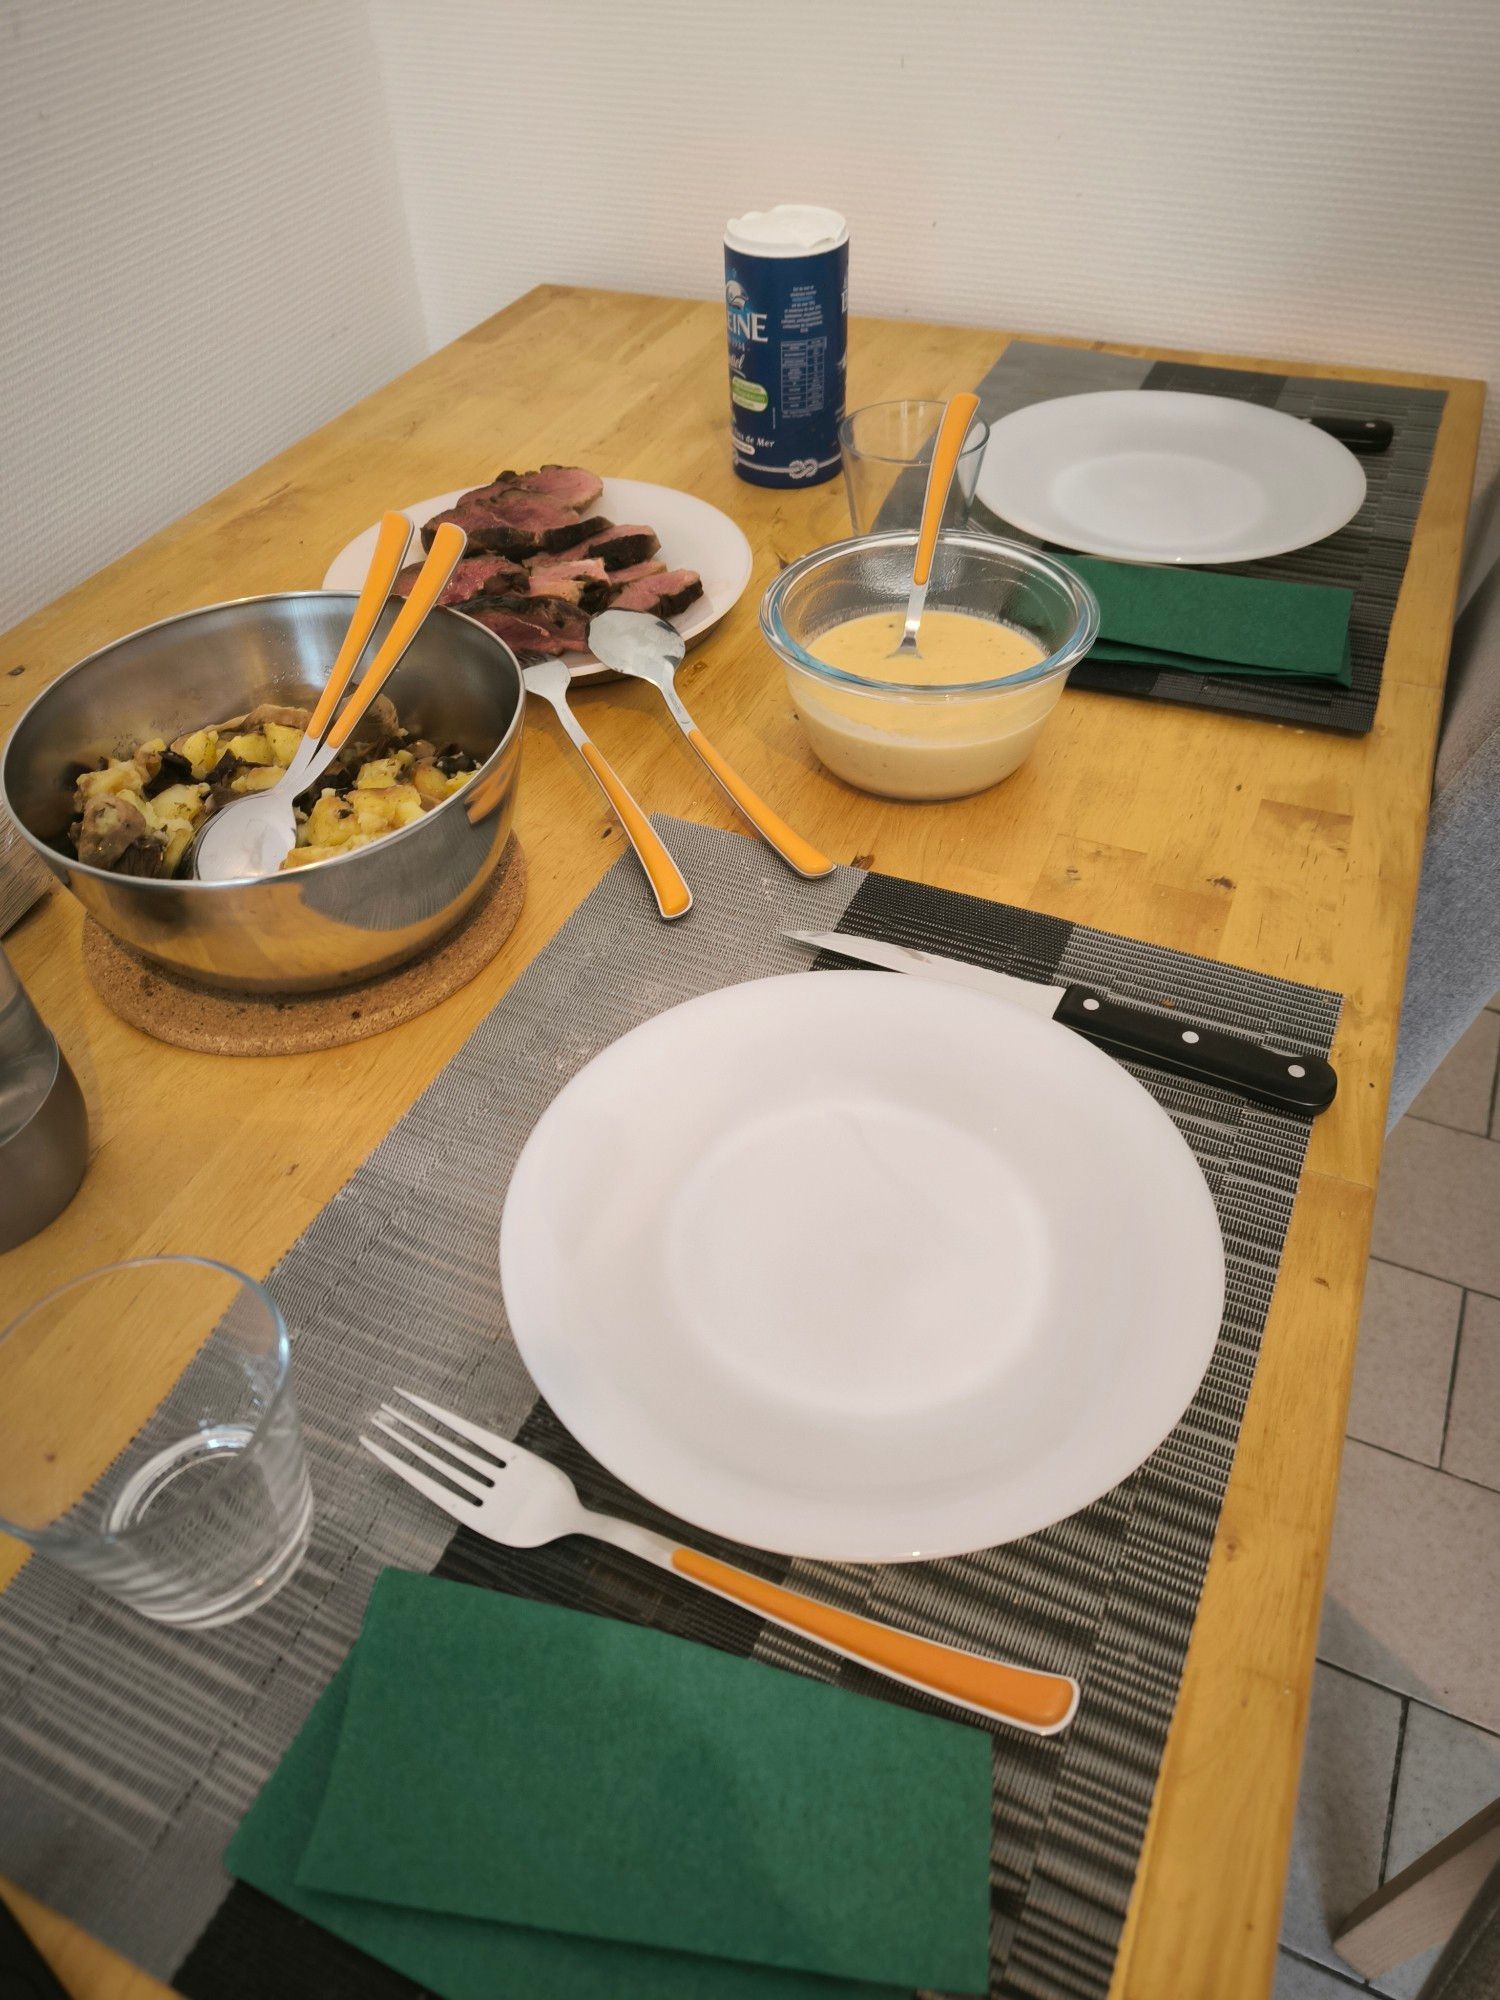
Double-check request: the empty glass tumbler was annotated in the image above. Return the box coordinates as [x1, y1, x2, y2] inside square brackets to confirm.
[0, 1257, 314, 1628]
[839, 399, 989, 536]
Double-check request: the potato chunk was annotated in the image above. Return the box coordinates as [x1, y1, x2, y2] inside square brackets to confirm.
[229, 765, 283, 795]
[171, 727, 221, 780]
[225, 731, 275, 765]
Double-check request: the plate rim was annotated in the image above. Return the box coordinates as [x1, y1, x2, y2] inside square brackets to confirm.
[498, 970, 1226, 1561]
[975, 387, 1368, 565]
[322, 475, 754, 677]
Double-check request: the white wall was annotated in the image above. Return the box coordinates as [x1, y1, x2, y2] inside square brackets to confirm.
[0, 0, 426, 631]
[370, 0, 1500, 501]
[4, 1, 1495, 639]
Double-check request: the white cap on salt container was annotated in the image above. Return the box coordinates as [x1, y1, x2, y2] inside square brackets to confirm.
[724, 205, 848, 257]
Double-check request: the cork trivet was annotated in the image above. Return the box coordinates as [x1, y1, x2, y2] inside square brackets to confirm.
[83, 838, 526, 1056]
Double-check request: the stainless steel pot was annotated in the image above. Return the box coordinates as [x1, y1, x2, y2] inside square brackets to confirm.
[2, 592, 525, 993]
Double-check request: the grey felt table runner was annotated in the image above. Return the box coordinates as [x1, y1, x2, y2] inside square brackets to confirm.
[0, 820, 1341, 2000]
[972, 340, 1445, 736]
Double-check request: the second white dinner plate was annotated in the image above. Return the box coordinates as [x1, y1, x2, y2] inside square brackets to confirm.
[499, 971, 1225, 1561]
[975, 389, 1367, 564]
[323, 477, 753, 678]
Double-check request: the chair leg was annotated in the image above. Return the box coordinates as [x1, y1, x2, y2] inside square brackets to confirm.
[1334, 1798, 1500, 1979]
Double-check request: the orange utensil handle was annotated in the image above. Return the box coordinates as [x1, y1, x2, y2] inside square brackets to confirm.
[913, 391, 980, 588]
[325, 521, 468, 753]
[685, 727, 833, 878]
[671, 1546, 1078, 1734]
[308, 511, 413, 741]
[578, 742, 693, 920]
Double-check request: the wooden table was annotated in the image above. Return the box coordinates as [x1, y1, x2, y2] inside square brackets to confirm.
[0, 288, 1482, 2000]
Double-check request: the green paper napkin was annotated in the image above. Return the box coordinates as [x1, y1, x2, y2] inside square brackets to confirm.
[1068, 554, 1354, 685]
[229, 1663, 904, 2000]
[293, 1572, 992, 1995]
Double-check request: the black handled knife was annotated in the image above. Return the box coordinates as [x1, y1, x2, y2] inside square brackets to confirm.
[1308, 414, 1393, 455]
[787, 931, 1338, 1115]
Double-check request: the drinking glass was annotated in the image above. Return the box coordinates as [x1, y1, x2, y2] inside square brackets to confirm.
[0, 1257, 314, 1628]
[0, 941, 88, 1251]
[839, 399, 989, 536]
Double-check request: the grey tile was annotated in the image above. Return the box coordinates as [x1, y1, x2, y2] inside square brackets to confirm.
[1370, 1119, 1500, 1296]
[1276, 1946, 1370, 1997]
[1347, 1262, 1463, 1465]
[1281, 1663, 1403, 1974]
[1319, 1441, 1500, 1733]
[1444, 1293, 1500, 1490]
[1378, 1706, 1500, 1999]
[1410, 1011, 1500, 1134]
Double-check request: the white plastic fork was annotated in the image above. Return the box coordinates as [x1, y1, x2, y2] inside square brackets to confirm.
[361, 1390, 1078, 1735]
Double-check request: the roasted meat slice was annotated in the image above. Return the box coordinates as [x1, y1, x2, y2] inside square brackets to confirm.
[489, 464, 604, 512]
[562, 523, 662, 571]
[604, 558, 666, 586]
[395, 553, 527, 605]
[421, 493, 606, 558]
[463, 604, 569, 656]
[520, 556, 612, 611]
[608, 567, 704, 619]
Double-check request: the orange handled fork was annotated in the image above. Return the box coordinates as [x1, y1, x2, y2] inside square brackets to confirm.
[362, 1389, 1079, 1735]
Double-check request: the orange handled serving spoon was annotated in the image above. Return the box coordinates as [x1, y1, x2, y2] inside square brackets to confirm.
[588, 609, 833, 880]
[363, 1388, 1080, 1735]
[193, 521, 467, 880]
[522, 655, 693, 920]
[889, 390, 982, 661]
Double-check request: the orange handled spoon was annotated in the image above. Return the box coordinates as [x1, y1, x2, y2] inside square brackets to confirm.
[193, 521, 467, 880]
[889, 390, 981, 660]
[588, 609, 834, 880]
[522, 655, 693, 920]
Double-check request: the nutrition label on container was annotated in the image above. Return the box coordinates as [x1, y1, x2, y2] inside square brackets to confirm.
[780, 338, 827, 419]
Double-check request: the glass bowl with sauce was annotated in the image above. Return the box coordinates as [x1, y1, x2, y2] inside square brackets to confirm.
[760, 533, 1098, 801]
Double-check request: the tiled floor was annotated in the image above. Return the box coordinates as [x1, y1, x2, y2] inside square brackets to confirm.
[1275, 1000, 1500, 1997]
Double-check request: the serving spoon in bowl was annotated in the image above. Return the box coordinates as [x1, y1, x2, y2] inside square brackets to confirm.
[888, 390, 981, 662]
[191, 519, 467, 881]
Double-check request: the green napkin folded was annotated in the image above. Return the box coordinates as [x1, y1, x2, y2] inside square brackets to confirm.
[228, 1571, 994, 1999]
[1067, 554, 1354, 686]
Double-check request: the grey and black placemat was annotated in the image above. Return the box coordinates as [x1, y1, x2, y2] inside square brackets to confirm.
[0, 821, 1341, 2000]
[973, 339, 1446, 736]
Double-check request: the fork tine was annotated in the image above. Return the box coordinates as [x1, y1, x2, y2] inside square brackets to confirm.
[395, 1389, 516, 1463]
[361, 1433, 481, 1520]
[379, 1403, 501, 1479]
[369, 1416, 491, 1497]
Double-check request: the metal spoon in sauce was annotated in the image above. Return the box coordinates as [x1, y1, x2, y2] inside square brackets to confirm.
[889, 390, 982, 662]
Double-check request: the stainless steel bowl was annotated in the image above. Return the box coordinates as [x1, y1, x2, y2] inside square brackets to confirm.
[2, 592, 525, 993]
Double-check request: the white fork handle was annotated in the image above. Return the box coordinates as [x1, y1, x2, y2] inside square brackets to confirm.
[584, 1511, 1077, 1736]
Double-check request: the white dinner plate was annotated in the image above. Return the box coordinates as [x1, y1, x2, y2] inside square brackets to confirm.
[323, 477, 753, 678]
[975, 389, 1367, 565]
[499, 972, 1225, 1561]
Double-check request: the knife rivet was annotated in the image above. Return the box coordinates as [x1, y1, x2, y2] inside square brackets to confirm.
[1082, 996, 1101, 1011]
[1287, 1063, 1306, 1078]
[1181, 1029, 1200, 1043]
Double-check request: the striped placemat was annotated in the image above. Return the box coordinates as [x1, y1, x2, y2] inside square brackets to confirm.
[0, 821, 1340, 2000]
[972, 340, 1446, 735]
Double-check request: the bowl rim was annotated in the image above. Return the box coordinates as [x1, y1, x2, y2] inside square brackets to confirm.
[1, 589, 526, 892]
[759, 530, 1100, 697]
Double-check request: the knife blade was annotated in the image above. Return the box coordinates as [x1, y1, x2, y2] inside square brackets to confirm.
[785, 930, 1338, 1115]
